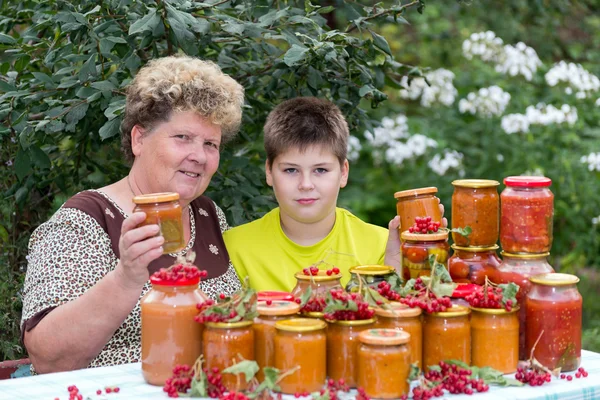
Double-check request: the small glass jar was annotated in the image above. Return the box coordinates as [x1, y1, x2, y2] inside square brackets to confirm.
[133, 192, 185, 254]
[447, 245, 501, 285]
[274, 318, 327, 394]
[345, 265, 396, 292]
[401, 231, 449, 281]
[374, 303, 422, 371]
[357, 329, 411, 399]
[423, 306, 471, 371]
[141, 274, 207, 385]
[451, 179, 500, 247]
[394, 187, 442, 233]
[291, 271, 342, 316]
[526, 273, 582, 372]
[203, 321, 254, 392]
[254, 300, 300, 381]
[326, 318, 376, 388]
[500, 176, 554, 253]
[471, 307, 519, 373]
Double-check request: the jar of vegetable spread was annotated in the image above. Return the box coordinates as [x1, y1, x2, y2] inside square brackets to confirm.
[471, 307, 519, 373]
[401, 231, 449, 281]
[374, 303, 422, 371]
[447, 245, 501, 285]
[500, 176, 554, 253]
[133, 192, 185, 254]
[291, 270, 342, 317]
[345, 265, 396, 292]
[422, 306, 471, 371]
[274, 318, 327, 394]
[394, 187, 442, 233]
[526, 273, 582, 372]
[357, 329, 411, 398]
[451, 179, 500, 247]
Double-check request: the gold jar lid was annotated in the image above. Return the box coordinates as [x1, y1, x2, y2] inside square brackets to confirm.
[205, 320, 253, 329]
[294, 270, 343, 282]
[452, 179, 500, 188]
[401, 231, 448, 242]
[300, 311, 325, 319]
[257, 300, 300, 316]
[329, 318, 376, 326]
[349, 265, 395, 276]
[133, 192, 180, 204]
[359, 329, 410, 345]
[500, 251, 550, 259]
[428, 305, 471, 317]
[394, 186, 438, 199]
[452, 244, 499, 252]
[529, 273, 579, 286]
[275, 318, 327, 332]
[471, 306, 520, 315]
[375, 302, 422, 318]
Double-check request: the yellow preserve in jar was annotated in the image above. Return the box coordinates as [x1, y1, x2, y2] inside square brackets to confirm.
[423, 306, 471, 371]
[133, 192, 184, 254]
[471, 307, 519, 373]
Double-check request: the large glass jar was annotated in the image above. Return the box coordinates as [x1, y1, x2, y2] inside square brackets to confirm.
[254, 300, 300, 381]
[357, 329, 411, 398]
[451, 179, 500, 247]
[133, 192, 184, 254]
[141, 274, 207, 386]
[326, 319, 376, 388]
[526, 273, 582, 372]
[447, 245, 501, 285]
[493, 251, 554, 360]
[394, 187, 442, 233]
[374, 303, 422, 371]
[423, 306, 471, 371]
[203, 321, 254, 392]
[401, 231, 449, 281]
[291, 271, 342, 317]
[471, 307, 519, 373]
[274, 318, 327, 394]
[345, 265, 396, 292]
[500, 176, 554, 253]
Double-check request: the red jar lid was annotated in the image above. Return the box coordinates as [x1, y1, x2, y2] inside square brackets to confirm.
[452, 283, 480, 298]
[257, 291, 294, 302]
[503, 176, 552, 187]
[150, 275, 200, 286]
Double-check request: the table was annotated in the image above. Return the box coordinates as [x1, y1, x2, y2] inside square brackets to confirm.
[1, 350, 600, 400]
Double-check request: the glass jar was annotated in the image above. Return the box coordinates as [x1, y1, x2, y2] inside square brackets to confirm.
[357, 329, 411, 398]
[394, 187, 442, 233]
[447, 245, 501, 285]
[326, 319, 376, 388]
[254, 300, 300, 381]
[291, 271, 342, 316]
[374, 303, 422, 371]
[133, 192, 185, 254]
[141, 275, 207, 385]
[493, 251, 554, 360]
[203, 321, 254, 392]
[500, 176, 554, 253]
[345, 265, 397, 292]
[451, 179, 500, 247]
[401, 231, 449, 281]
[471, 307, 519, 373]
[526, 273, 582, 371]
[423, 306, 471, 371]
[274, 318, 327, 394]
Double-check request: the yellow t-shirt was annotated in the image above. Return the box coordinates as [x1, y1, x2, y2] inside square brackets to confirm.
[223, 207, 389, 292]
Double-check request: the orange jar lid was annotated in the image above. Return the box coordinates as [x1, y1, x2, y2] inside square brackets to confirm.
[394, 186, 437, 200]
[294, 270, 342, 282]
[275, 318, 327, 332]
[452, 179, 500, 188]
[429, 305, 470, 317]
[205, 320, 253, 329]
[529, 273, 578, 286]
[257, 300, 300, 316]
[500, 251, 550, 259]
[401, 231, 448, 242]
[133, 192, 180, 204]
[330, 318, 376, 326]
[349, 265, 395, 276]
[452, 244, 499, 252]
[375, 302, 421, 318]
[359, 329, 410, 345]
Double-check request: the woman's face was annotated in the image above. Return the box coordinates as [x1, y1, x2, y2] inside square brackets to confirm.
[131, 110, 221, 205]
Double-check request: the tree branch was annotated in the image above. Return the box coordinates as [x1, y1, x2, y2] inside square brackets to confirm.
[345, 0, 420, 33]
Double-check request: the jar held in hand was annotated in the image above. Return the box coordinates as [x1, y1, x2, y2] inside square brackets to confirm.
[133, 192, 185, 254]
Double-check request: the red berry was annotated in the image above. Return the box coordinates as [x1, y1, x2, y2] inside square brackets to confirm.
[266, 299, 273, 306]
[567, 375, 573, 381]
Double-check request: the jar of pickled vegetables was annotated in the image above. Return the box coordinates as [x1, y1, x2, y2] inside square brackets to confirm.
[401, 231, 449, 281]
[291, 270, 342, 317]
[394, 187, 442, 233]
[423, 306, 471, 371]
[500, 176, 554, 253]
[345, 265, 396, 292]
[133, 192, 185, 254]
[447, 245, 501, 285]
[471, 307, 519, 373]
[374, 303, 422, 371]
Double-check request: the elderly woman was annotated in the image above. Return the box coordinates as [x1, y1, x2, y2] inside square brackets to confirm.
[20, 56, 244, 374]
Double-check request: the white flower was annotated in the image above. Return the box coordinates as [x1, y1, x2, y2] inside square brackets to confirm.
[523, 168, 545, 177]
[495, 42, 542, 81]
[496, 154, 504, 162]
[501, 103, 577, 134]
[596, 98, 600, 106]
[364, 116, 409, 147]
[501, 114, 530, 134]
[462, 31, 504, 62]
[581, 152, 600, 172]
[347, 135, 362, 162]
[428, 150, 464, 176]
[545, 61, 600, 99]
[400, 68, 458, 108]
[459, 86, 511, 118]
[593, 216, 600, 225]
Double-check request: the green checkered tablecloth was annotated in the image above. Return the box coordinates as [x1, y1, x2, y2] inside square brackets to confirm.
[1, 350, 599, 400]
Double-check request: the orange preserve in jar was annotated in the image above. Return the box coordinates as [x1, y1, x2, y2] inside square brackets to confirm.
[374, 303, 422, 371]
[291, 270, 342, 317]
[500, 176, 554, 253]
[526, 273, 582, 372]
[423, 306, 471, 371]
[141, 273, 207, 385]
[203, 321, 254, 391]
[471, 307, 519, 373]
[451, 179, 500, 247]
[274, 318, 327, 394]
[357, 329, 411, 399]
[448, 245, 501, 285]
[401, 231, 449, 281]
[394, 187, 442, 233]
[133, 192, 185, 254]
[254, 300, 300, 381]
[327, 318, 376, 388]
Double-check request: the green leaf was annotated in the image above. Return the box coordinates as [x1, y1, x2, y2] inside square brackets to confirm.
[14, 148, 32, 181]
[15, 186, 29, 205]
[78, 54, 97, 82]
[359, 84, 375, 97]
[283, 45, 308, 67]
[189, 370, 208, 397]
[91, 80, 117, 91]
[430, 257, 453, 283]
[222, 360, 259, 383]
[261, 367, 281, 390]
[99, 118, 121, 140]
[300, 285, 312, 306]
[369, 30, 392, 55]
[0, 33, 16, 44]
[0, 81, 16, 92]
[128, 9, 160, 35]
[104, 99, 126, 120]
[14, 55, 31, 73]
[500, 282, 519, 305]
[222, 22, 245, 35]
[29, 146, 51, 169]
[0, 224, 9, 244]
[446, 359, 470, 369]
[431, 282, 457, 298]
[317, 6, 335, 14]
[32, 72, 55, 86]
[65, 103, 89, 127]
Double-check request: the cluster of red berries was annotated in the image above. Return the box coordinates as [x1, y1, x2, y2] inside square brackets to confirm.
[163, 364, 194, 397]
[311, 378, 369, 400]
[466, 285, 513, 311]
[195, 299, 232, 323]
[219, 392, 249, 400]
[204, 366, 227, 398]
[560, 367, 589, 381]
[376, 281, 401, 301]
[515, 366, 551, 386]
[152, 264, 208, 283]
[299, 297, 327, 313]
[408, 216, 441, 234]
[407, 361, 490, 399]
[63, 385, 83, 400]
[399, 278, 452, 313]
[323, 289, 375, 321]
[302, 266, 341, 276]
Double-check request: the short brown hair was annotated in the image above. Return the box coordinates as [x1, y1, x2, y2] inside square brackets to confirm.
[121, 56, 244, 161]
[264, 97, 349, 165]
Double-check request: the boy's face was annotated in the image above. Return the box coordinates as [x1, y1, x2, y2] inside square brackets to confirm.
[266, 145, 349, 225]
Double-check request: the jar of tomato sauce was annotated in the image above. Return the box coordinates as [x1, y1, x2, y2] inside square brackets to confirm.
[471, 307, 519, 373]
[500, 176, 554, 253]
[346, 265, 396, 292]
[447, 245, 501, 285]
[133, 192, 185, 254]
[291, 271, 342, 317]
[141, 273, 207, 385]
[451, 179, 500, 247]
[327, 318, 376, 387]
[374, 303, 422, 371]
[394, 187, 442, 233]
[203, 321, 254, 391]
[357, 329, 411, 398]
[423, 306, 471, 371]
[274, 318, 327, 394]
[401, 231, 449, 281]
[526, 273, 582, 372]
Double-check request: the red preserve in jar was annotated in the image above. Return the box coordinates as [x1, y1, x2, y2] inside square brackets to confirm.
[447, 245, 501, 285]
